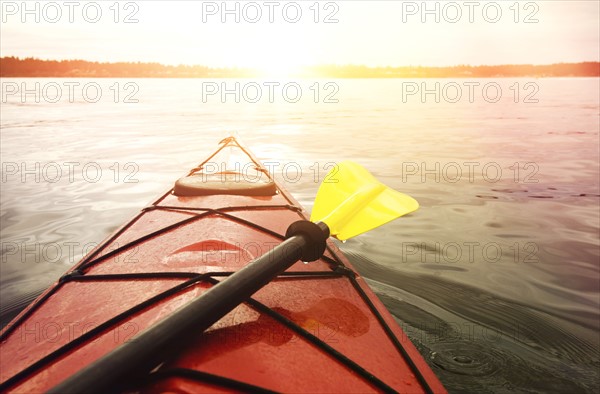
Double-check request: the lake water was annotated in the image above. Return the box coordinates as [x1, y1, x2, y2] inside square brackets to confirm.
[1, 78, 599, 392]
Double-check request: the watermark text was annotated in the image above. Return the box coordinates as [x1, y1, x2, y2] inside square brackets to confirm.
[401, 1, 539, 24]
[201, 1, 339, 23]
[2, 161, 140, 184]
[202, 81, 339, 104]
[2, 81, 139, 104]
[401, 241, 539, 264]
[1, 1, 140, 23]
[401, 81, 539, 104]
[401, 162, 539, 184]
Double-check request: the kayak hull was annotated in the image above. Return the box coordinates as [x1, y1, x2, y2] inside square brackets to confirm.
[0, 137, 446, 393]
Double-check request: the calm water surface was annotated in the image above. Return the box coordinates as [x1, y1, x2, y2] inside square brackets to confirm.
[1, 78, 599, 392]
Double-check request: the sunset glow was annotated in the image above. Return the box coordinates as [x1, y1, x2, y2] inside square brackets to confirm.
[1, 1, 599, 393]
[1, 1, 598, 70]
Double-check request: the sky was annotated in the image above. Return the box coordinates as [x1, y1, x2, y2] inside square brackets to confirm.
[1, 0, 599, 73]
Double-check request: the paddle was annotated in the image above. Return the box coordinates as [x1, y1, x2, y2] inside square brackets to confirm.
[47, 161, 419, 394]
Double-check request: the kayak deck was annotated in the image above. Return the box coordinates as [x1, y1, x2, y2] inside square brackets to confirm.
[0, 137, 445, 393]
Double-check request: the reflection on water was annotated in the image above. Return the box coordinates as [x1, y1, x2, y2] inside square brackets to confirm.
[1, 78, 598, 392]
[350, 252, 599, 392]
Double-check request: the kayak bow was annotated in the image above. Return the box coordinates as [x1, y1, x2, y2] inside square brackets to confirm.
[0, 137, 446, 393]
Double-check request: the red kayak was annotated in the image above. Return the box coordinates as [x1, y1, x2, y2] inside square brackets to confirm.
[0, 137, 445, 393]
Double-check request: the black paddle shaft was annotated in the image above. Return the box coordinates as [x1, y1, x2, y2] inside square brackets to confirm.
[47, 220, 329, 394]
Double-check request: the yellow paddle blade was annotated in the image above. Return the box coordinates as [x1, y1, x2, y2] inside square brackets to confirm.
[310, 161, 419, 241]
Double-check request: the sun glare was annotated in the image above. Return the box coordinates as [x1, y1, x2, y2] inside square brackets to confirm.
[255, 58, 303, 78]
[242, 27, 312, 78]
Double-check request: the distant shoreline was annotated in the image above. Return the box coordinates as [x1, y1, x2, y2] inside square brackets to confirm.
[1, 57, 598, 78]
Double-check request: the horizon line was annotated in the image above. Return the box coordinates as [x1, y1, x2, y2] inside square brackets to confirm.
[2, 57, 598, 78]
[2, 56, 599, 69]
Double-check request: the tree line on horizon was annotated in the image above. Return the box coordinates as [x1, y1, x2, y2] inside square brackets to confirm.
[1, 57, 598, 78]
